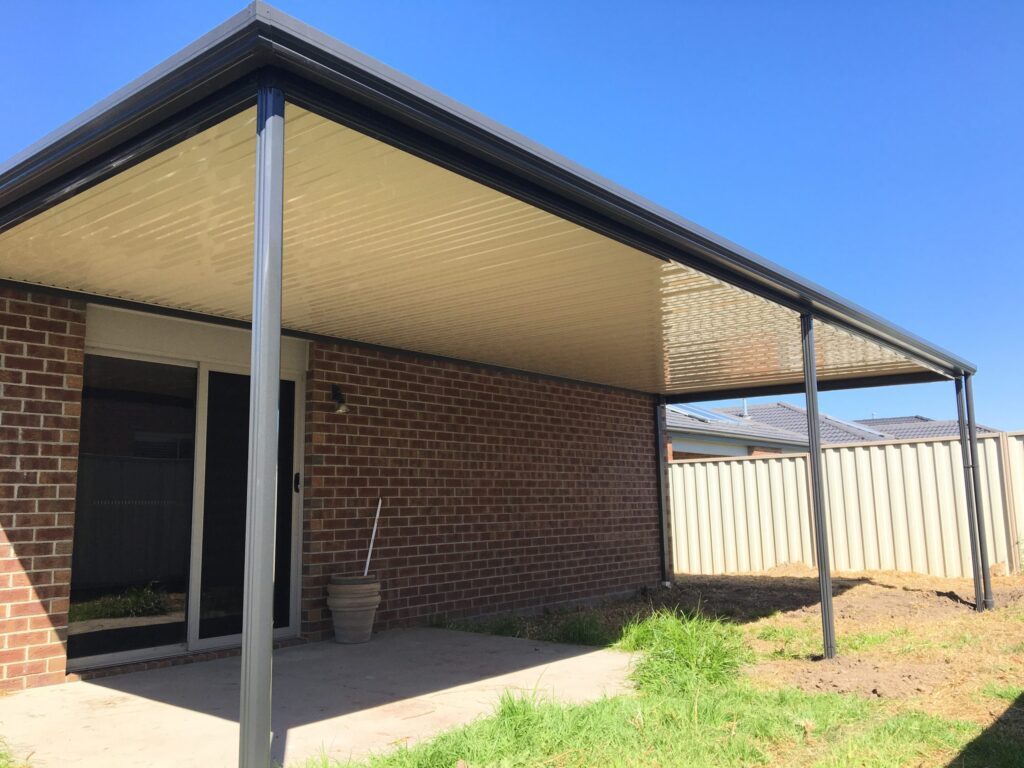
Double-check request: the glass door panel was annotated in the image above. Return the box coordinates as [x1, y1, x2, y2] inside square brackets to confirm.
[197, 371, 295, 640]
[68, 355, 197, 659]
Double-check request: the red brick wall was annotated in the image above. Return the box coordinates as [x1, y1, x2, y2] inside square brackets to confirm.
[0, 288, 85, 691]
[748, 447, 783, 457]
[0, 294, 661, 685]
[301, 342, 662, 639]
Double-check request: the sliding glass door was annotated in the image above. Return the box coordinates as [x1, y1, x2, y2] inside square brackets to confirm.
[192, 369, 297, 644]
[69, 354, 302, 665]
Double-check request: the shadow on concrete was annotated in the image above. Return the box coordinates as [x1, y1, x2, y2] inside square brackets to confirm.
[87, 627, 612, 764]
[945, 691, 1024, 767]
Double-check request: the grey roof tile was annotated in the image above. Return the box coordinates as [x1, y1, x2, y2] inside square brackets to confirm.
[855, 418, 999, 439]
[857, 416, 931, 427]
[668, 403, 1003, 447]
[716, 402, 888, 444]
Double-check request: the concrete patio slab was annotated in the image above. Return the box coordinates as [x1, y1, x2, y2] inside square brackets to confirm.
[0, 628, 634, 767]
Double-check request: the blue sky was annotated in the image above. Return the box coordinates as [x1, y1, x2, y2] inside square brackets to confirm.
[3, 2, 1021, 427]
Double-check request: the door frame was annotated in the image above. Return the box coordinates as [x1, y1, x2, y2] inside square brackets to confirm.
[186, 360, 306, 652]
[70, 305, 309, 670]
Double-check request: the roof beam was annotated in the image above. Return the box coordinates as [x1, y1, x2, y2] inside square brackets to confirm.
[664, 371, 949, 404]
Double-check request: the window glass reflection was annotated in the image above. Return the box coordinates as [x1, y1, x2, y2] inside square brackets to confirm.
[68, 355, 196, 659]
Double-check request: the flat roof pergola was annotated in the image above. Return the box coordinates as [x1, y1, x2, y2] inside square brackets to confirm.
[0, 5, 993, 766]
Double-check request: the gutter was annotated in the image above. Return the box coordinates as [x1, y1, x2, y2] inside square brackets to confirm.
[667, 430, 807, 451]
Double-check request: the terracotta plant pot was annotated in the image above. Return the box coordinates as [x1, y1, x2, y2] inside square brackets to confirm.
[326, 574, 380, 643]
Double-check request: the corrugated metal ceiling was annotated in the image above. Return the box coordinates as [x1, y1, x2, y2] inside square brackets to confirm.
[0, 105, 931, 394]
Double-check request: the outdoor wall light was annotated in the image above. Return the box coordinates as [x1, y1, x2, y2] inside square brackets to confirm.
[331, 384, 350, 414]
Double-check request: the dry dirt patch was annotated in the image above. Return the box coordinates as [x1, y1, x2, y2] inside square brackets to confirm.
[522, 567, 1023, 731]
[671, 565, 1024, 625]
[754, 656, 950, 699]
[718, 568, 1024, 733]
[454, 567, 1024, 761]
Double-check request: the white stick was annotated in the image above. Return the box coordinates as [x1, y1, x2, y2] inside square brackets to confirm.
[363, 497, 382, 577]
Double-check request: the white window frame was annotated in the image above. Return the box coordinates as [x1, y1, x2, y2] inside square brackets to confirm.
[69, 305, 308, 670]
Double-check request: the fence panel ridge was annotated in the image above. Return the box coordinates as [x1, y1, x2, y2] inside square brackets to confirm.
[668, 433, 1021, 577]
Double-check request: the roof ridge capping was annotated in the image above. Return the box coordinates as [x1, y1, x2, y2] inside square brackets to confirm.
[0, 1, 976, 380]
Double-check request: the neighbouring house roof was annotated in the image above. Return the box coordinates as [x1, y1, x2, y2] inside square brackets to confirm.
[669, 402, 1002, 446]
[716, 402, 888, 444]
[666, 405, 806, 447]
[855, 415, 931, 427]
[0, 2, 976, 401]
[856, 416, 999, 440]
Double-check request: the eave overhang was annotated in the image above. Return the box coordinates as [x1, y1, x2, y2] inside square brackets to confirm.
[666, 428, 807, 450]
[0, 3, 974, 395]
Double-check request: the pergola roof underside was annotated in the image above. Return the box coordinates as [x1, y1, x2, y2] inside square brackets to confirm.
[0, 106, 931, 395]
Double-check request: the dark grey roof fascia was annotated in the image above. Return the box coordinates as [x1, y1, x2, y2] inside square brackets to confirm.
[0, 6, 268, 209]
[0, 2, 976, 381]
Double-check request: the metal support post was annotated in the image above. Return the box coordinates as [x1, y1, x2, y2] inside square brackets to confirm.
[239, 81, 285, 768]
[964, 374, 995, 610]
[955, 376, 984, 610]
[801, 314, 836, 659]
[654, 396, 672, 583]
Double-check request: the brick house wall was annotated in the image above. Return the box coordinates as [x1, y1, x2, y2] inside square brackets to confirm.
[301, 341, 662, 639]
[0, 290, 662, 688]
[0, 288, 85, 691]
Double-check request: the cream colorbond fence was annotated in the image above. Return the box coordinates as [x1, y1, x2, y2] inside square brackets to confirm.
[1005, 432, 1024, 570]
[668, 432, 1023, 578]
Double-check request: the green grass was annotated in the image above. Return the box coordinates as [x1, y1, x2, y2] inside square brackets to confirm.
[940, 632, 979, 650]
[481, 614, 526, 638]
[68, 584, 168, 623]
[755, 623, 819, 659]
[616, 609, 750, 694]
[951, 726, 1024, 768]
[313, 685, 880, 768]
[446, 610, 613, 647]
[981, 683, 1024, 703]
[445, 613, 526, 639]
[298, 610, 994, 768]
[841, 628, 909, 652]
[0, 740, 26, 768]
[815, 710, 972, 768]
[549, 613, 611, 646]
[755, 623, 910, 659]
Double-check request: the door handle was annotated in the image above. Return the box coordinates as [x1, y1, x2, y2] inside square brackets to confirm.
[293, 472, 301, 493]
